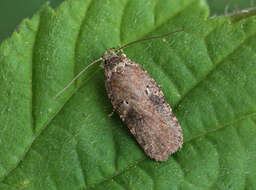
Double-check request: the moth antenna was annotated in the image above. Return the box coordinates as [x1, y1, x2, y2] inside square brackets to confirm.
[54, 57, 103, 100]
[116, 28, 184, 52]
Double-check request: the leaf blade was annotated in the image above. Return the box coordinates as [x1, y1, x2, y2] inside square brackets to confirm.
[0, 0, 256, 189]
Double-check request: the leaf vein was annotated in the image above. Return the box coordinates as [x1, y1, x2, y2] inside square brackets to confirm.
[85, 111, 256, 189]
[0, 1, 94, 182]
[174, 25, 256, 109]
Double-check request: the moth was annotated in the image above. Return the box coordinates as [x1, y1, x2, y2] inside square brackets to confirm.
[55, 29, 183, 161]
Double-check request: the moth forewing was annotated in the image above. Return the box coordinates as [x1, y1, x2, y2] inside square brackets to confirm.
[103, 51, 183, 161]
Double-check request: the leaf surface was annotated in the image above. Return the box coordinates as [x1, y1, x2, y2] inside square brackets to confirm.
[0, 0, 256, 189]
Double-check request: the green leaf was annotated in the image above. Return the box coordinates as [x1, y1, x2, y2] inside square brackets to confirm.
[207, 0, 253, 15]
[0, 0, 256, 189]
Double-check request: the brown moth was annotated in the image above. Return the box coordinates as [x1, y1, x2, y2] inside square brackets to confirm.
[103, 51, 182, 161]
[54, 30, 183, 161]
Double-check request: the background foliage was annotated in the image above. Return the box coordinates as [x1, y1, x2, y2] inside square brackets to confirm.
[0, 0, 255, 42]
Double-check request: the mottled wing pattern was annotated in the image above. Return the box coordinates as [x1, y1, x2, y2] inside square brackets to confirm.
[104, 51, 183, 161]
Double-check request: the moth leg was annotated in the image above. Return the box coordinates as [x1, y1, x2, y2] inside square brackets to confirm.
[108, 104, 117, 118]
[100, 62, 104, 68]
[108, 110, 115, 117]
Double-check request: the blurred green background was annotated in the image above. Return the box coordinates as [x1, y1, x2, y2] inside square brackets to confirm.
[0, 0, 254, 42]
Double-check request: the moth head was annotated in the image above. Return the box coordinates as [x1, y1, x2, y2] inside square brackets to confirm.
[102, 50, 122, 69]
